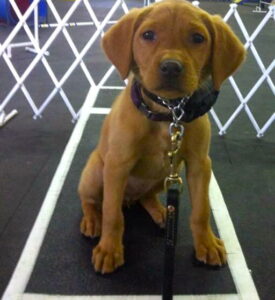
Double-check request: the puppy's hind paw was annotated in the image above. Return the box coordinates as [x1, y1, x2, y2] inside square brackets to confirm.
[80, 216, 101, 238]
[151, 204, 167, 228]
[140, 196, 167, 228]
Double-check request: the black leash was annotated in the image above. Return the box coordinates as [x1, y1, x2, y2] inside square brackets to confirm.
[161, 126, 183, 300]
[162, 188, 180, 300]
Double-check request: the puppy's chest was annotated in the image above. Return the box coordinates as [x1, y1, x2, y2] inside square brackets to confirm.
[132, 125, 181, 178]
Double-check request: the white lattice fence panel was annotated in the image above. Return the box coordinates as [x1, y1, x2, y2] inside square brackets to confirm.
[0, 0, 131, 122]
[207, 3, 275, 137]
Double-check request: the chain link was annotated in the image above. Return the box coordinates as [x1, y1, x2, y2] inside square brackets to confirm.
[160, 97, 189, 124]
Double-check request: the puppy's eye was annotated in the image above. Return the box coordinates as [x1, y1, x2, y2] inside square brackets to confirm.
[192, 33, 205, 44]
[142, 30, 156, 41]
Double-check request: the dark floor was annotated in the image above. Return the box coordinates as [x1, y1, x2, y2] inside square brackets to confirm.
[1, 1, 275, 299]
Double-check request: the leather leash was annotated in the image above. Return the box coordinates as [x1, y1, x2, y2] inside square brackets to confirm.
[161, 101, 185, 300]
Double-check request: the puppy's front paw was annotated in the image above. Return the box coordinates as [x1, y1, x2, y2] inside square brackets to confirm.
[92, 241, 124, 274]
[193, 229, 227, 267]
[80, 215, 101, 238]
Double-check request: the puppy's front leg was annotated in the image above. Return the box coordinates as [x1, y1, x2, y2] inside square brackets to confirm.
[186, 156, 227, 266]
[92, 154, 132, 274]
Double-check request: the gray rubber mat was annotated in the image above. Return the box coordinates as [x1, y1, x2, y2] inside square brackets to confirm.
[25, 114, 236, 296]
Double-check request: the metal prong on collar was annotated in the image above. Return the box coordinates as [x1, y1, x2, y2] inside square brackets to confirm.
[159, 96, 188, 124]
[172, 106, 185, 122]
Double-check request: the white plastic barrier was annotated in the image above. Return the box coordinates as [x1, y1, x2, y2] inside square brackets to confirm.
[209, 3, 275, 137]
[0, 0, 130, 123]
[0, 0, 274, 137]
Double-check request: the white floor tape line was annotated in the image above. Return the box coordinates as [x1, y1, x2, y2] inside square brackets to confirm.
[22, 294, 239, 300]
[90, 107, 111, 115]
[210, 174, 260, 300]
[3, 99, 259, 299]
[2, 86, 100, 300]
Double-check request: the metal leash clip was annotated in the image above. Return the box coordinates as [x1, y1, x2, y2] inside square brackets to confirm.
[164, 127, 184, 193]
[162, 100, 185, 193]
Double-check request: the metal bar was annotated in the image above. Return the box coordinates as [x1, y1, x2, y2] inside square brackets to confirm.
[34, 3, 39, 46]
[234, 8, 275, 95]
[39, 21, 118, 28]
[219, 104, 244, 134]
[144, 0, 151, 6]
[244, 104, 261, 134]
[7, 0, 78, 117]
[98, 65, 117, 88]
[214, 3, 275, 136]
[258, 113, 275, 137]
[249, 7, 273, 42]
[243, 60, 275, 103]
[100, 86, 125, 90]
[48, 0, 95, 86]
[0, 110, 18, 127]
[1, 50, 39, 115]
[223, 3, 235, 22]
[210, 109, 224, 134]
[7, 42, 33, 49]
[217, 77, 245, 134]
[0, 0, 40, 56]
[42, 0, 123, 119]
[0, 0, 84, 117]
[121, 0, 129, 13]
[250, 45, 275, 94]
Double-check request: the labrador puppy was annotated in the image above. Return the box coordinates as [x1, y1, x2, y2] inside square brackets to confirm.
[78, 0, 245, 274]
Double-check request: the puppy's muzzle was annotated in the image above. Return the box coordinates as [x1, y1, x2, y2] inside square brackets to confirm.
[159, 59, 184, 79]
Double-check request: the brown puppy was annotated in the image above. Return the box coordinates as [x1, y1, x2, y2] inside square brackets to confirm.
[79, 0, 245, 274]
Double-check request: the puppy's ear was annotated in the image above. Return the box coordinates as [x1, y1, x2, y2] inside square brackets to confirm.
[101, 8, 145, 79]
[208, 15, 246, 90]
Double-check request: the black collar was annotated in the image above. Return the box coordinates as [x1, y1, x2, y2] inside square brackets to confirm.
[131, 80, 219, 123]
[142, 85, 188, 108]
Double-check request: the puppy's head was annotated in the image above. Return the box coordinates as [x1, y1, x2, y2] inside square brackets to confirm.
[102, 0, 245, 98]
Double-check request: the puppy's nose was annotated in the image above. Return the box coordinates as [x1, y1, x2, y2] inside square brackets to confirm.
[159, 59, 183, 78]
